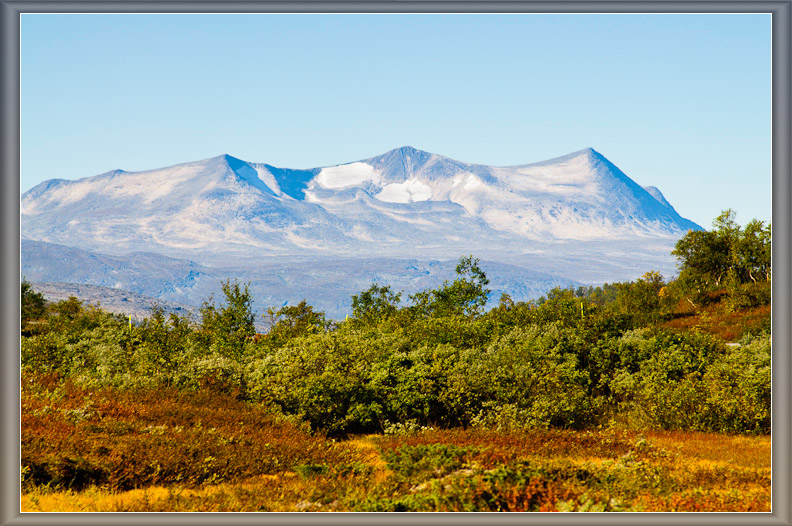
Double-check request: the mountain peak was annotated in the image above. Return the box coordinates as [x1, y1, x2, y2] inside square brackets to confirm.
[203, 153, 243, 167]
[364, 146, 438, 178]
[572, 147, 601, 159]
[515, 147, 602, 169]
[395, 145, 420, 154]
[217, 154, 248, 172]
[386, 145, 432, 160]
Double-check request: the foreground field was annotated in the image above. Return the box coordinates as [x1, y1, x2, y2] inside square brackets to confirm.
[21, 375, 770, 513]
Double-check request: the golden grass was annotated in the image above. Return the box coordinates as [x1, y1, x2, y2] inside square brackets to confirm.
[22, 474, 293, 513]
[644, 430, 771, 469]
[21, 427, 771, 513]
[21, 374, 771, 513]
[346, 434, 392, 484]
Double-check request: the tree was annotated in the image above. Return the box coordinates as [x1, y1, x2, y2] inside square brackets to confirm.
[409, 255, 491, 317]
[137, 305, 192, 377]
[737, 219, 771, 283]
[673, 209, 771, 289]
[199, 279, 255, 357]
[265, 299, 328, 345]
[615, 271, 666, 324]
[672, 229, 731, 288]
[498, 293, 515, 310]
[534, 287, 584, 326]
[672, 210, 771, 310]
[53, 296, 83, 320]
[21, 279, 46, 332]
[351, 283, 401, 325]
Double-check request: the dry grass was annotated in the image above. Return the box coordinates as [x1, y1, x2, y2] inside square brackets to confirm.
[21, 373, 771, 513]
[21, 426, 770, 512]
[660, 301, 770, 342]
[644, 430, 771, 469]
[346, 434, 392, 484]
[21, 372, 363, 493]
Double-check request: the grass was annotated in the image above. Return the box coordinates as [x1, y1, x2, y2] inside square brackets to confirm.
[21, 373, 771, 512]
[659, 291, 770, 342]
[21, 372, 362, 493]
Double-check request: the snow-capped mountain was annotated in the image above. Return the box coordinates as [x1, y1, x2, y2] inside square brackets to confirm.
[20, 147, 702, 318]
[21, 146, 700, 264]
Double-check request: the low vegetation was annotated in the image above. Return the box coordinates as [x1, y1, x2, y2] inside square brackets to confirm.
[20, 210, 771, 512]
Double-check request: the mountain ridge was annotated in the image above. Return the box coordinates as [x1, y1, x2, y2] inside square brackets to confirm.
[21, 146, 701, 282]
[21, 146, 703, 318]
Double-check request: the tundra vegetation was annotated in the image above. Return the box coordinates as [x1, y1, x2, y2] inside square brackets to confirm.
[21, 210, 771, 512]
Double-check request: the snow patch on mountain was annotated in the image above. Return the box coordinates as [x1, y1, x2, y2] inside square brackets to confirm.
[315, 162, 381, 189]
[253, 165, 283, 196]
[376, 178, 433, 203]
[462, 174, 484, 191]
[495, 152, 599, 196]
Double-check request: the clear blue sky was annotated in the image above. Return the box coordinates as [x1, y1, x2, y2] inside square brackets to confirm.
[21, 13, 771, 228]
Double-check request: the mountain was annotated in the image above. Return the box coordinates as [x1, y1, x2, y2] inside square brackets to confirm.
[21, 147, 700, 262]
[20, 147, 701, 318]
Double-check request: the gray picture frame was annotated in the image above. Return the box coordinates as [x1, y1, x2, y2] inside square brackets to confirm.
[3, 1, 789, 525]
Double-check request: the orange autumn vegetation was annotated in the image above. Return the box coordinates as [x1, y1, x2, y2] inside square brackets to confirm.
[22, 372, 770, 513]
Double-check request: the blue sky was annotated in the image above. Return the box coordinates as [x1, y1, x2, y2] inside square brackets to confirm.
[20, 13, 771, 228]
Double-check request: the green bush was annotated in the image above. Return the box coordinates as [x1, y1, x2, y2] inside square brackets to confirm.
[21, 247, 771, 437]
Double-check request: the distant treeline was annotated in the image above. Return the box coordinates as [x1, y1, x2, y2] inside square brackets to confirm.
[21, 210, 771, 436]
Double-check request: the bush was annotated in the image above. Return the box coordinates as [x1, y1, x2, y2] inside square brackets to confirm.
[21, 250, 770, 438]
[624, 330, 769, 433]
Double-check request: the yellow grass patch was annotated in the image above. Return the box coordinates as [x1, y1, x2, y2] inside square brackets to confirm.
[22, 474, 295, 513]
[644, 430, 771, 469]
[346, 434, 391, 483]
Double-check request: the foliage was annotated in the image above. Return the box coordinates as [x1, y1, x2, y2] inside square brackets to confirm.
[21, 373, 352, 492]
[672, 209, 771, 306]
[21, 255, 771, 437]
[134, 307, 193, 383]
[409, 255, 491, 317]
[197, 280, 255, 359]
[21, 422, 770, 512]
[21, 279, 46, 333]
[19, 211, 773, 511]
[350, 283, 401, 325]
[347, 428, 768, 513]
[614, 271, 668, 325]
[20, 211, 771, 441]
[264, 299, 329, 348]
